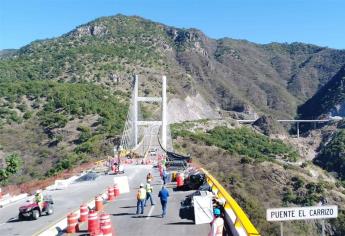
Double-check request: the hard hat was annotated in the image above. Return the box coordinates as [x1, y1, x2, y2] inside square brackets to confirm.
[35, 189, 41, 194]
[214, 208, 221, 216]
[140, 183, 144, 187]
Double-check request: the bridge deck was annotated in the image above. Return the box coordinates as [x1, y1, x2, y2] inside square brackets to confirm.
[73, 165, 209, 236]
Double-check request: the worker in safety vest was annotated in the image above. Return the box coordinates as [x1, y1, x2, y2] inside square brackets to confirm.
[136, 183, 146, 214]
[34, 189, 44, 211]
[209, 208, 224, 236]
[144, 179, 155, 206]
[146, 172, 153, 182]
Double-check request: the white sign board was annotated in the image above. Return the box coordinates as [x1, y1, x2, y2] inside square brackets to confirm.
[267, 205, 338, 221]
[193, 195, 214, 224]
[113, 176, 130, 194]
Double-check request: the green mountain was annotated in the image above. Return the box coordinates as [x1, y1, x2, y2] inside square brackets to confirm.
[1, 15, 345, 118]
[298, 65, 345, 119]
[1, 14, 345, 184]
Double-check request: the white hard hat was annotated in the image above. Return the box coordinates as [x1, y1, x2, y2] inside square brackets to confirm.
[140, 183, 144, 187]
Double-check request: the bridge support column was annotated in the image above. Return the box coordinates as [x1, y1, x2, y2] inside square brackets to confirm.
[134, 75, 139, 146]
[162, 76, 167, 150]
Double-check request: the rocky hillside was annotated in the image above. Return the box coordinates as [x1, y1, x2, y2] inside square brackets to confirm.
[1, 15, 345, 118]
[298, 65, 345, 119]
[1, 14, 345, 184]
[171, 120, 345, 235]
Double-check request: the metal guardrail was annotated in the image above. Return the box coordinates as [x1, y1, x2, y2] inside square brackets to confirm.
[201, 168, 260, 236]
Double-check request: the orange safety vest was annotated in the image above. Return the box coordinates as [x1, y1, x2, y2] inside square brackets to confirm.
[137, 188, 146, 200]
[209, 217, 224, 236]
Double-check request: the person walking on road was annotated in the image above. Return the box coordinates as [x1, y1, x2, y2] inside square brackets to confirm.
[208, 208, 224, 236]
[147, 172, 153, 182]
[136, 183, 146, 215]
[162, 169, 168, 185]
[158, 185, 169, 218]
[144, 179, 155, 206]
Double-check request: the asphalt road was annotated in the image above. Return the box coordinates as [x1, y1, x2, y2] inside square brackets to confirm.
[74, 165, 210, 236]
[0, 166, 141, 236]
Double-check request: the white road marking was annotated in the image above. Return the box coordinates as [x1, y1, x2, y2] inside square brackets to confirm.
[146, 205, 155, 219]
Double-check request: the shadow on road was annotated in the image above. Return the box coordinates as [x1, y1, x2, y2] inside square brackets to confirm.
[7, 217, 20, 223]
[166, 222, 195, 225]
[120, 206, 137, 209]
[112, 213, 136, 216]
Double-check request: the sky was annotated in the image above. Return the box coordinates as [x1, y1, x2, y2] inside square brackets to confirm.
[0, 0, 344, 50]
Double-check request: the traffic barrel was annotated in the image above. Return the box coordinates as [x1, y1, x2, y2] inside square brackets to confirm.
[113, 184, 120, 197]
[88, 210, 100, 233]
[100, 213, 113, 236]
[91, 229, 104, 236]
[95, 195, 104, 212]
[79, 204, 88, 222]
[67, 213, 78, 233]
[176, 173, 184, 188]
[108, 187, 115, 201]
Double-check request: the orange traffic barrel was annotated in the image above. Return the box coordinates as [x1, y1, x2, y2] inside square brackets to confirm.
[79, 204, 88, 222]
[88, 210, 100, 233]
[113, 184, 120, 197]
[95, 195, 104, 212]
[176, 173, 184, 187]
[100, 213, 113, 236]
[91, 229, 104, 236]
[67, 213, 78, 233]
[108, 187, 115, 201]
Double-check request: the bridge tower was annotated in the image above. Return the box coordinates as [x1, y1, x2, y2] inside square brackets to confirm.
[132, 75, 167, 150]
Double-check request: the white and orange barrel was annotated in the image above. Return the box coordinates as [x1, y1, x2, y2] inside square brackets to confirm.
[113, 184, 120, 197]
[108, 187, 115, 201]
[100, 213, 113, 236]
[95, 195, 104, 211]
[79, 204, 88, 222]
[67, 213, 78, 233]
[88, 210, 100, 233]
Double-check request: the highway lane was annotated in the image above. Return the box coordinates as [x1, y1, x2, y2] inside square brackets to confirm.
[73, 165, 209, 236]
[0, 165, 141, 236]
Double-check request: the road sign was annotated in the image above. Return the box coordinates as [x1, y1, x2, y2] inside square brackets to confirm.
[267, 205, 338, 221]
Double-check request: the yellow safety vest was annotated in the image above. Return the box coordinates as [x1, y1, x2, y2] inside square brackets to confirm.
[146, 183, 153, 193]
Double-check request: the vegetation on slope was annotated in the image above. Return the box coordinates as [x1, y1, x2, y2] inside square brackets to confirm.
[0, 153, 22, 184]
[314, 129, 345, 180]
[0, 80, 128, 182]
[171, 124, 299, 162]
[172, 122, 345, 235]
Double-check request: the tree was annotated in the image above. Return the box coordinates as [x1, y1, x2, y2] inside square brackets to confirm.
[0, 153, 22, 183]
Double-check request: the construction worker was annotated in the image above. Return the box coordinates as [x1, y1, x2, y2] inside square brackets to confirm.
[209, 208, 224, 236]
[136, 183, 146, 215]
[144, 179, 155, 206]
[34, 189, 44, 211]
[146, 172, 153, 182]
[158, 185, 169, 218]
[162, 169, 168, 185]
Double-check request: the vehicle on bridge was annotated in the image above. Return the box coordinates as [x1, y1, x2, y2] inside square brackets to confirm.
[18, 195, 54, 220]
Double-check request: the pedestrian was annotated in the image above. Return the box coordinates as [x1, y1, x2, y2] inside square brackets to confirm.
[144, 179, 155, 206]
[158, 185, 169, 218]
[162, 169, 168, 185]
[208, 208, 224, 236]
[136, 183, 146, 215]
[147, 172, 153, 182]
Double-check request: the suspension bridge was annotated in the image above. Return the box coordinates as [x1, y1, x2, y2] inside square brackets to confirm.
[0, 75, 260, 236]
